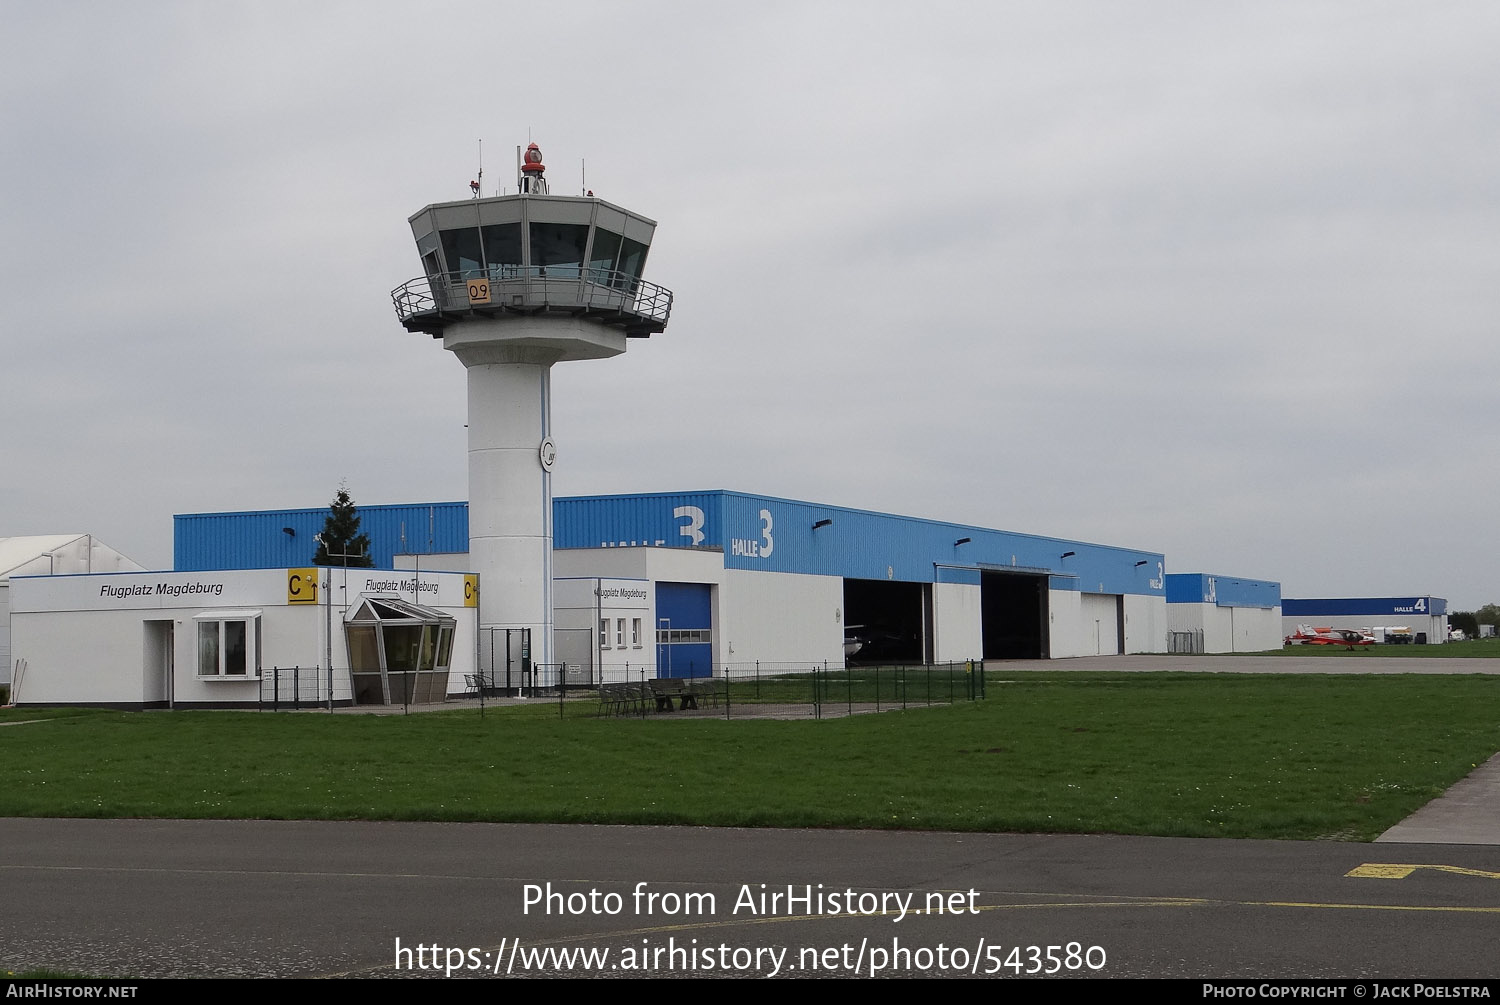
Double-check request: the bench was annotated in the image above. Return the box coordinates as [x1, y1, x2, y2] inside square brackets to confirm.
[598, 678, 717, 715]
[597, 682, 648, 717]
[648, 677, 692, 712]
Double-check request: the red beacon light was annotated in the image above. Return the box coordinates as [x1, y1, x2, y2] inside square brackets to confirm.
[521, 143, 545, 174]
[519, 142, 548, 194]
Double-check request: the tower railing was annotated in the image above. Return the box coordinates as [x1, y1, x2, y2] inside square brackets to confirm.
[391, 267, 673, 334]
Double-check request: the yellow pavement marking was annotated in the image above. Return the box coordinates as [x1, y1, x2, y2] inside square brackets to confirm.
[1347, 863, 1500, 881]
[1251, 900, 1500, 913]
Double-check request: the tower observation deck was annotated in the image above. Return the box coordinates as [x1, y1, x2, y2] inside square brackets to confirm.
[392, 182, 672, 346]
[392, 143, 672, 678]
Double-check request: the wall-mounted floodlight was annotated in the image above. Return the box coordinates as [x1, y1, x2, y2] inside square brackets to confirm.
[1134, 560, 1149, 568]
[282, 527, 296, 537]
[1060, 551, 1076, 559]
[812, 519, 833, 530]
[954, 537, 971, 547]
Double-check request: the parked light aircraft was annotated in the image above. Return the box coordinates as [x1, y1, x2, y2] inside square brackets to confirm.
[1284, 624, 1376, 649]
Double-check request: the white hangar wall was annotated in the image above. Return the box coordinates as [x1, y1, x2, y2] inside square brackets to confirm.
[1048, 590, 1083, 658]
[1123, 593, 1169, 654]
[931, 582, 982, 663]
[1048, 591, 1168, 657]
[1168, 605, 1284, 652]
[1078, 593, 1122, 656]
[2, 587, 11, 689]
[718, 567, 844, 670]
[1233, 608, 1283, 651]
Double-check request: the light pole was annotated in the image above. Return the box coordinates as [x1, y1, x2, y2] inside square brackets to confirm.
[316, 534, 367, 707]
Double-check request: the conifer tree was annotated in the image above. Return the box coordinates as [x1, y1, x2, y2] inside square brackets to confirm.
[313, 485, 374, 567]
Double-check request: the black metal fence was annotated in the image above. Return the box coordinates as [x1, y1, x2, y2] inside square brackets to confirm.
[254, 660, 988, 720]
[804, 662, 987, 719]
[1168, 630, 1205, 654]
[589, 661, 987, 720]
[257, 666, 331, 711]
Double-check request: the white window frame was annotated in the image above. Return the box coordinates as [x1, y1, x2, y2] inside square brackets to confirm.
[192, 609, 262, 680]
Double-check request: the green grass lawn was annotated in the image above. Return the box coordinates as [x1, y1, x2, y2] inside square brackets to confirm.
[3, 672, 1496, 841]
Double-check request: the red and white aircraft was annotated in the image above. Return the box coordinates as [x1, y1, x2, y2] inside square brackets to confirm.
[1284, 625, 1376, 649]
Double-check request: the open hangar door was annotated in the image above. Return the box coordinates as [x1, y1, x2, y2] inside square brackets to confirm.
[843, 578, 931, 665]
[981, 572, 1048, 659]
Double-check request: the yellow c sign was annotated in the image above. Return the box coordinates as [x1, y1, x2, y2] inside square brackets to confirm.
[287, 568, 319, 604]
[464, 574, 479, 608]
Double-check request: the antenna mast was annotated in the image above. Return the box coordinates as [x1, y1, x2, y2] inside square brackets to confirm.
[470, 139, 484, 198]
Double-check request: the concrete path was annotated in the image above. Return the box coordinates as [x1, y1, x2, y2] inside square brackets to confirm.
[1377, 752, 1500, 844]
[990, 653, 1500, 674]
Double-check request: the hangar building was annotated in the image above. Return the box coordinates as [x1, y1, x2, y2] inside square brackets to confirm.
[1282, 597, 1449, 645]
[1165, 574, 1283, 653]
[171, 489, 1170, 682]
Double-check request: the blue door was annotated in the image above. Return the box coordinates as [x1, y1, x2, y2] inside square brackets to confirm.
[655, 582, 712, 678]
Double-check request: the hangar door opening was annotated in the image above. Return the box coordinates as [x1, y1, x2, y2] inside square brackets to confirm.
[843, 579, 931, 665]
[981, 572, 1048, 659]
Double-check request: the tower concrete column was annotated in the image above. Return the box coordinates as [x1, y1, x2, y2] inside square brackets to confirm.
[450, 340, 560, 669]
[392, 142, 671, 689]
[443, 319, 623, 675]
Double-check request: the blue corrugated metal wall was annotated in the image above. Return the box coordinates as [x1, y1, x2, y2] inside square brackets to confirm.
[1165, 573, 1281, 608]
[556, 491, 1163, 595]
[1283, 597, 1446, 618]
[712, 491, 1161, 594]
[554, 491, 723, 551]
[176, 490, 1165, 596]
[174, 502, 468, 571]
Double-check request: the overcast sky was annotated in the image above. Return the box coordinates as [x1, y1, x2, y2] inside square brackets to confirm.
[3, 1, 1497, 608]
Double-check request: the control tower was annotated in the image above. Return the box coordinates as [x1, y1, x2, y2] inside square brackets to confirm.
[391, 143, 672, 676]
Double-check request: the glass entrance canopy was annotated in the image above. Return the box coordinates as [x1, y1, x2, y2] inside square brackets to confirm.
[344, 596, 456, 706]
